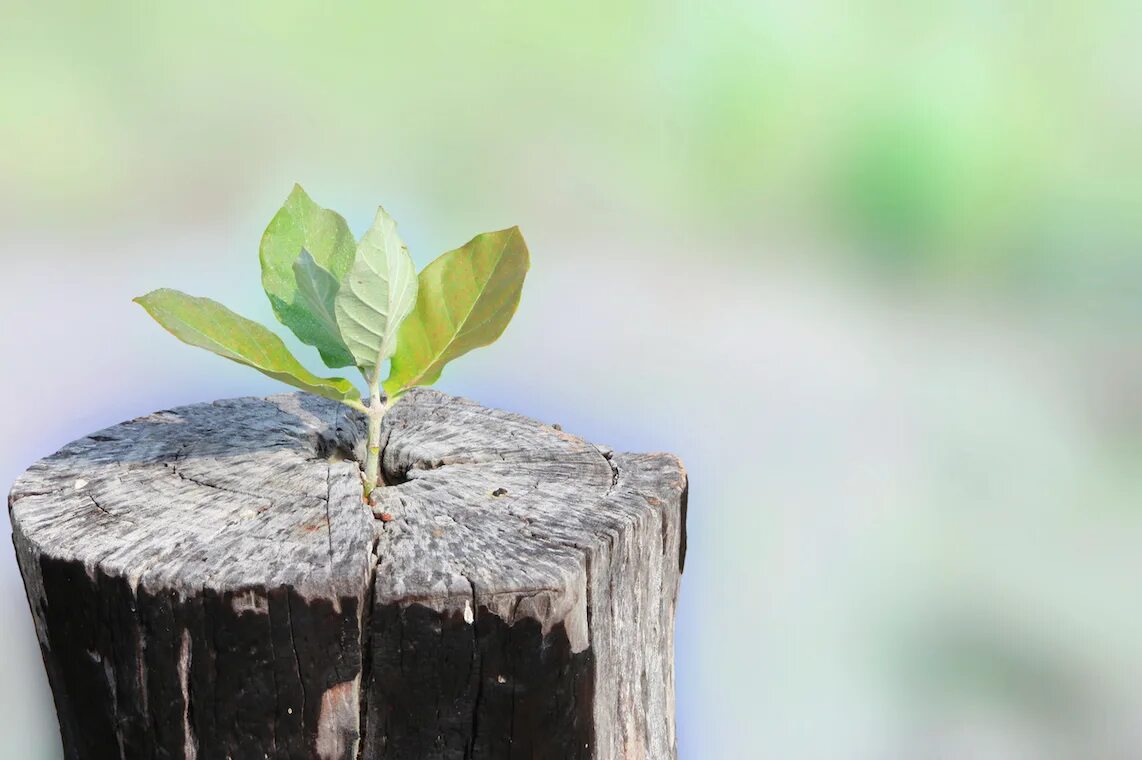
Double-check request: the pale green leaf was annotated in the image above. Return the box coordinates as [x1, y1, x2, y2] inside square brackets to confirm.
[260, 184, 357, 368]
[334, 206, 418, 373]
[384, 226, 529, 397]
[134, 289, 360, 403]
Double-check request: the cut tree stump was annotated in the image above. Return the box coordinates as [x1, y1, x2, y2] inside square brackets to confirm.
[9, 389, 687, 760]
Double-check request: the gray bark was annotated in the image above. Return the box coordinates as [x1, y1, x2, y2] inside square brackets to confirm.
[8, 389, 687, 759]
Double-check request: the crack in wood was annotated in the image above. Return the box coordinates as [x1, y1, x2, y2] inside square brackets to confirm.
[87, 493, 111, 517]
[10, 389, 685, 759]
[163, 461, 271, 504]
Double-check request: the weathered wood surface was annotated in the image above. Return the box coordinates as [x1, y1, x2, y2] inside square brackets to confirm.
[9, 389, 687, 760]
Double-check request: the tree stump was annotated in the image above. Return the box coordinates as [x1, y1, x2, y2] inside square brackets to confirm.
[9, 389, 687, 759]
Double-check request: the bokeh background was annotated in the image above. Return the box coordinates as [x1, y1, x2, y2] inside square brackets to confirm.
[2, 2, 1140, 758]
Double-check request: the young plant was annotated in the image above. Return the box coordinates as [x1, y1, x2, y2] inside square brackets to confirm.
[135, 185, 529, 499]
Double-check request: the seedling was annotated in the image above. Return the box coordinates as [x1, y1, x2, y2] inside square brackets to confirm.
[136, 185, 529, 499]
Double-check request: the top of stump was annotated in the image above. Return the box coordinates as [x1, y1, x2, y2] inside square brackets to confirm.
[9, 389, 687, 650]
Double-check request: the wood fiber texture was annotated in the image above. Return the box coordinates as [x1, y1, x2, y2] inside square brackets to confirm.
[9, 389, 686, 759]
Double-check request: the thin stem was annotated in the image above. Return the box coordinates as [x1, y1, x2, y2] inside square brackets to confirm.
[340, 398, 369, 414]
[362, 372, 386, 499]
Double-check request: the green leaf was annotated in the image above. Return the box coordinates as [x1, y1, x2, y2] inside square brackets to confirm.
[334, 206, 418, 374]
[384, 226, 529, 397]
[292, 249, 350, 359]
[134, 289, 360, 403]
[260, 184, 357, 368]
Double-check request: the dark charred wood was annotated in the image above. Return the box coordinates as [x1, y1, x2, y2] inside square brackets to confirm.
[9, 390, 686, 759]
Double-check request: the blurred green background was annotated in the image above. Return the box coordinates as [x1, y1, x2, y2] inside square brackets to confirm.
[1, 2, 1139, 757]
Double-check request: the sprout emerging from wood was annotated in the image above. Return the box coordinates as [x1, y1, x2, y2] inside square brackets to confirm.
[135, 184, 529, 499]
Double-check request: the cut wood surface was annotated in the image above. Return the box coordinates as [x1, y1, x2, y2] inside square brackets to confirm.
[9, 389, 687, 760]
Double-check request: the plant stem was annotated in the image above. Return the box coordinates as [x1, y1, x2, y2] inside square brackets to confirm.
[363, 374, 386, 499]
[342, 398, 369, 414]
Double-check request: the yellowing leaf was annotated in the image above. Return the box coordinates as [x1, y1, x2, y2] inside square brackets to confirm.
[260, 185, 357, 368]
[134, 289, 360, 403]
[334, 206, 418, 374]
[384, 226, 528, 397]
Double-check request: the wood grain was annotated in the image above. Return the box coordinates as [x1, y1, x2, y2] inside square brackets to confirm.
[9, 389, 686, 759]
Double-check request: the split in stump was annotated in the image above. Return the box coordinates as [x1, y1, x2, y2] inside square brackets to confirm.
[9, 389, 687, 759]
